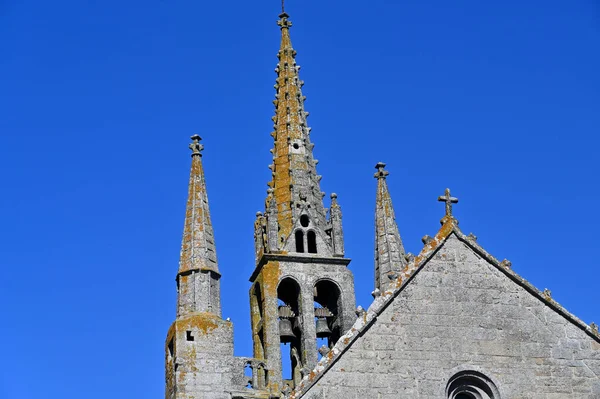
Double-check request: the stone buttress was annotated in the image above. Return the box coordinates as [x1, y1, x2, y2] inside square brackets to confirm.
[165, 135, 235, 399]
[249, 11, 356, 397]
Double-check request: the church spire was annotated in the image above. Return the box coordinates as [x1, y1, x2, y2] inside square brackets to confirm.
[177, 134, 221, 316]
[374, 162, 407, 291]
[266, 10, 328, 246]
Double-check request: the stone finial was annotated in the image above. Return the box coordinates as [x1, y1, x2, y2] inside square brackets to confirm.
[189, 134, 204, 157]
[277, 11, 292, 29]
[543, 288, 552, 299]
[591, 322, 599, 335]
[467, 233, 478, 242]
[374, 162, 389, 179]
[501, 259, 512, 268]
[371, 288, 381, 298]
[318, 345, 330, 357]
[422, 235, 434, 245]
[438, 188, 459, 218]
[281, 384, 292, 396]
[355, 306, 366, 317]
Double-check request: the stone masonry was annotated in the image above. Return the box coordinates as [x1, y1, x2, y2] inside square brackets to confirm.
[164, 7, 600, 399]
[292, 214, 600, 399]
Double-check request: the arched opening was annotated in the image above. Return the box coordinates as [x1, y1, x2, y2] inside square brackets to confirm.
[446, 370, 500, 399]
[277, 278, 304, 389]
[295, 230, 304, 253]
[250, 284, 265, 361]
[314, 279, 342, 358]
[300, 214, 310, 227]
[307, 231, 317, 254]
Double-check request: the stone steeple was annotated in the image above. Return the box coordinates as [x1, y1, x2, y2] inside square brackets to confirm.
[165, 135, 234, 399]
[177, 134, 221, 316]
[248, 10, 356, 395]
[266, 11, 329, 247]
[374, 162, 407, 291]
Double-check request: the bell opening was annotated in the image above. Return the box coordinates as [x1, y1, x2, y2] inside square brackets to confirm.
[314, 279, 343, 358]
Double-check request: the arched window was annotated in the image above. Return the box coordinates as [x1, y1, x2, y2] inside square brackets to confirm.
[295, 230, 304, 253]
[307, 231, 317, 254]
[314, 279, 342, 357]
[277, 278, 303, 388]
[446, 371, 500, 399]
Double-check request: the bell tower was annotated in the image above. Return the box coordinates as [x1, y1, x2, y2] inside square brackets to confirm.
[249, 10, 357, 395]
[165, 135, 234, 399]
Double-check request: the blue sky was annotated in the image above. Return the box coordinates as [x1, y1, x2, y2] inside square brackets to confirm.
[1, 0, 599, 398]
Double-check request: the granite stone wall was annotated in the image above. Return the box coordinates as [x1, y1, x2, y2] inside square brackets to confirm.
[301, 235, 600, 399]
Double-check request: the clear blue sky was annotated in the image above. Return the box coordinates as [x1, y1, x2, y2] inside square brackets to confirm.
[1, 0, 599, 398]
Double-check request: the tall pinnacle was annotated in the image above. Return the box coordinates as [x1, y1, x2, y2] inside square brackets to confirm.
[179, 135, 219, 275]
[267, 11, 327, 243]
[374, 162, 407, 291]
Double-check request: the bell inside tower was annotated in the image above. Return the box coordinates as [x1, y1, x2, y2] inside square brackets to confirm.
[277, 278, 304, 389]
[314, 280, 342, 358]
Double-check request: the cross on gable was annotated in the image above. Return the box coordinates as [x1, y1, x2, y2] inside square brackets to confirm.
[437, 188, 458, 217]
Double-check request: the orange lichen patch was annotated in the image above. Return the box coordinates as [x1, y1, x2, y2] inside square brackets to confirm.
[179, 274, 190, 295]
[411, 217, 455, 268]
[174, 312, 223, 335]
[268, 15, 326, 240]
[261, 261, 281, 298]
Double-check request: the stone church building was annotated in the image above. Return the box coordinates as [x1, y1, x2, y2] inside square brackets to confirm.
[164, 10, 600, 399]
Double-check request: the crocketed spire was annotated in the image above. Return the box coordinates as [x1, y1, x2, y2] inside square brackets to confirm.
[179, 135, 219, 275]
[374, 162, 407, 291]
[266, 11, 328, 244]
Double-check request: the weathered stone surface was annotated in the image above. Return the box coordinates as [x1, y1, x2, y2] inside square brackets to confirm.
[164, 8, 599, 399]
[374, 162, 407, 292]
[297, 234, 600, 398]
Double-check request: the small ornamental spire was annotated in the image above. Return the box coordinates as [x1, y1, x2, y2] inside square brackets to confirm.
[177, 134, 221, 317]
[179, 135, 219, 275]
[438, 188, 459, 223]
[329, 193, 345, 256]
[374, 162, 407, 291]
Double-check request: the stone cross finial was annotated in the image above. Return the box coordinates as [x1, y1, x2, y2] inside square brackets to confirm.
[374, 162, 389, 179]
[277, 11, 292, 29]
[438, 188, 458, 217]
[189, 134, 204, 157]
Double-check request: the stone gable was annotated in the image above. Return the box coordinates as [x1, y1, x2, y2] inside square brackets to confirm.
[299, 234, 600, 398]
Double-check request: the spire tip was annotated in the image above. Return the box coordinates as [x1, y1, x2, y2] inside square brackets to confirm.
[189, 134, 204, 156]
[374, 162, 389, 179]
